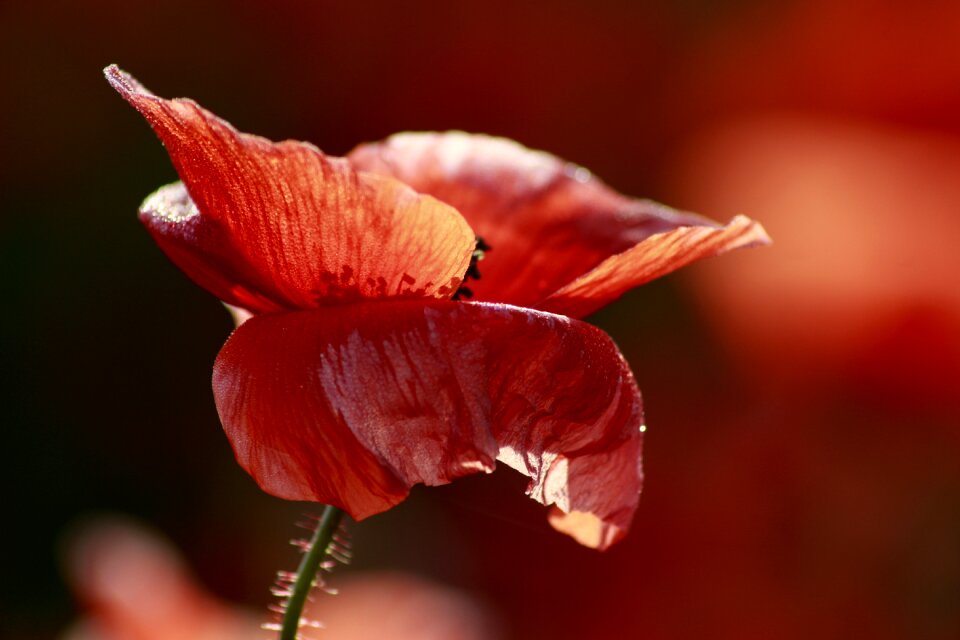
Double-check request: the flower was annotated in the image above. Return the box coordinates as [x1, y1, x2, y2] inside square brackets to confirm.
[106, 65, 769, 550]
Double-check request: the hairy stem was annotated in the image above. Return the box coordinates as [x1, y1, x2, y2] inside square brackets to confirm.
[280, 505, 345, 640]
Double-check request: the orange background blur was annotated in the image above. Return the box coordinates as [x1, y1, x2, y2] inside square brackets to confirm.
[2, 1, 959, 638]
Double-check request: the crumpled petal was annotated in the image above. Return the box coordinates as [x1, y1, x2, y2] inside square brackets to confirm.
[106, 66, 475, 313]
[213, 300, 644, 549]
[349, 132, 768, 316]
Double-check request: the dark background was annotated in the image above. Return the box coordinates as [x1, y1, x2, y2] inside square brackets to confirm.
[3, 1, 959, 638]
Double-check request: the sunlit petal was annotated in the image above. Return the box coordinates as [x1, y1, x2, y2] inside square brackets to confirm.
[107, 66, 475, 313]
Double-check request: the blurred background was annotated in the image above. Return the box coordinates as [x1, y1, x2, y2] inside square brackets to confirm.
[2, 0, 959, 638]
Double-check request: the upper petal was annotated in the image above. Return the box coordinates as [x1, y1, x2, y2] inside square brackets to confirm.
[213, 300, 644, 550]
[106, 66, 475, 313]
[349, 132, 768, 315]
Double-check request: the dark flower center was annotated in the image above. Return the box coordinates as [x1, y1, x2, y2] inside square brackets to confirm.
[452, 237, 492, 301]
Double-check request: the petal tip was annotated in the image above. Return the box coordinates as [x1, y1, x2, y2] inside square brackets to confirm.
[729, 214, 773, 247]
[547, 508, 625, 551]
[104, 65, 164, 121]
[102, 63, 121, 82]
[104, 64, 148, 99]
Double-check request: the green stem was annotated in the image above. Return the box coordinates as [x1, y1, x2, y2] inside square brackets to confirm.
[279, 505, 345, 640]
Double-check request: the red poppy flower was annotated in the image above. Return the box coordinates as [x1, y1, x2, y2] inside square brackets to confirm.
[106, 65, 769, 550]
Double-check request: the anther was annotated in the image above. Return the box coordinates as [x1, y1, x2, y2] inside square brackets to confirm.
[453, 236, 491, 301]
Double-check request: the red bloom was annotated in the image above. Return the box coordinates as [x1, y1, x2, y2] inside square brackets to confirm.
[106, 65, 769, 550]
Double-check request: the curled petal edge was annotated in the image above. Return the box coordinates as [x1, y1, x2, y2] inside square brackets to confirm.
[537, 214, 772, 318]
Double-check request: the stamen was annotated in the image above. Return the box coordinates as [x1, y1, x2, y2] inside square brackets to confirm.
[453, 236, 491, 301]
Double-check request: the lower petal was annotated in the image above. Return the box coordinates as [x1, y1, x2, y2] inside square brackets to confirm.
[213, 300, 644, 549]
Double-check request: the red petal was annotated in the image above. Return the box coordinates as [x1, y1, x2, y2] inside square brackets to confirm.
[538, 214, 772, 319]
[106, 67, 475, 313]
[213, 300, 644, 549]
[349, 132, 764, 315]
[139, 183, 292, 313]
